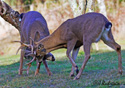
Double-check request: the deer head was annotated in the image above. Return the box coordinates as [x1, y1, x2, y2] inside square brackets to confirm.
[35, 44, 46, 56]
[16, 41, 46, 57]
[19, 31, 47, 58]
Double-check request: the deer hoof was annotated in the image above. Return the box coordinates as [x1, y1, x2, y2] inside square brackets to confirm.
[119, 70, 122, 75]
[76, 69, 79, 75]
[73, 76, 79, 80]
[18, 70, 23, 75]
[35, 70, 39, 75]
[35, 72, 38, 76]
[27, 70, 29, 75]
[48, 72, 52, 76]
[75, 65, 79, 74]
[69, 73, 75, 77]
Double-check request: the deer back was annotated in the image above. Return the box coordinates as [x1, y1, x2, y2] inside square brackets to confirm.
[59, 12, 109, 43]
[20, 11, 49, 43]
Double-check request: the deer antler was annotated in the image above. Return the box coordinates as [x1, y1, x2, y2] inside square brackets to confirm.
[25, 54, 36, 66]
[25, 50, 36, 57]
[13, 41, 34, 54]
[13, 41, 30, 46]
[29, 37, 35, 53]
[25, 55, 36, 74]
[16, 45, 23, 55]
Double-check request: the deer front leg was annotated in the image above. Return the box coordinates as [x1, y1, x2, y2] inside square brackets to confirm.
[43, 60, 52, 76]
[18, 49, 25, 75]
[35, 59, 41, 75]
[26, 56, 36, 74]
[26, 63, 31, 74]
[74, 42, 91, 80]
[67, 39, 79, 77]
[70, 48, 80, 77]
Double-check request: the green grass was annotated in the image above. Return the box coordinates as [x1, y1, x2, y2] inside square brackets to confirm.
[0, 48, 125, 88]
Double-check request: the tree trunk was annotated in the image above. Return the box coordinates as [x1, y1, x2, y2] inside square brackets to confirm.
[97, 0, 107, 16]
[30, 4, 34, 11]
[68, 0, 85, 17]
[87, 0, 94, 12]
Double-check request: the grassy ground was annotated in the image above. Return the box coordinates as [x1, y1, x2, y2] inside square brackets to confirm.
[0, 42, 125, 88]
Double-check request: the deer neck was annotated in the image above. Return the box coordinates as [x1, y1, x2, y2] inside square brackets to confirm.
[37, 29, 65, 53]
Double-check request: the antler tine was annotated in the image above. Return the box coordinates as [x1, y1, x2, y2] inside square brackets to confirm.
[25, 50, 32, 53]
[30, 37, 34, 44]
[16, 45, 24, 55]
[13, 40, 34, 55]
[26, 51, 36, 57]
[25, 56, 36, 66]
[13, 40, 23, 44]
[25, 52, 35, 57]
[31, 45, 34, 53]
[30, 37, 35, 53]
[13, 41, 31, 47]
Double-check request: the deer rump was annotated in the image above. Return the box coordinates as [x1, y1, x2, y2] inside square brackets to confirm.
[19, 11, 55, 75]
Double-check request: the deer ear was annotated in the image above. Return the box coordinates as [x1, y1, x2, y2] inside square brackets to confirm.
[20, 13, 25, 19]
[14, 11, 20, 18]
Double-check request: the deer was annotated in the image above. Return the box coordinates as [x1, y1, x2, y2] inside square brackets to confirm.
[22, 12, 122, 80]
[0, 0, 55, 76]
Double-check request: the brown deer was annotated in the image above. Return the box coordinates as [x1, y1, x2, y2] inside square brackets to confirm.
[23, 12, 122, 80]
[0, 0, 55, 76]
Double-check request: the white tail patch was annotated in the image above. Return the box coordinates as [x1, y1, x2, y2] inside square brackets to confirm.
[102, 25, 111, 41]
[106, 25, 111, 31]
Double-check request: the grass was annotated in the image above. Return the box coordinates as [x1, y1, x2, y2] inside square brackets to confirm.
[0, 47, 125, 88]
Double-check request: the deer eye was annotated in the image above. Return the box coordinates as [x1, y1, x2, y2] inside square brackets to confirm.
[38, 44, 44, 50]
[38, 44, 42, 50]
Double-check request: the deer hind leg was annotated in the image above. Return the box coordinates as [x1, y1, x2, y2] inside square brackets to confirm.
[102, 37, 122, 74]
[74, 42, 91, 80]
[67, 39, 79, 76]
[18, 49, 25, 75]
[70, 47, 80, 77]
